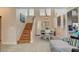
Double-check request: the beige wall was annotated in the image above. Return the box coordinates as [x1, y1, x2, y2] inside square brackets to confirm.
[1, 8, 34, 44]
[16, 8, 25, 41]
[1, 8, 17, 44]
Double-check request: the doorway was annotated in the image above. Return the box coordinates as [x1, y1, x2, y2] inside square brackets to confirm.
[0, 16, 1, 44]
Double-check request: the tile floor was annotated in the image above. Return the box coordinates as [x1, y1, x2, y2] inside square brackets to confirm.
[0, 36, 50, 52]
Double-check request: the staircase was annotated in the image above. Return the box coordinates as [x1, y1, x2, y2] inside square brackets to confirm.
[18, 23, 32, 44]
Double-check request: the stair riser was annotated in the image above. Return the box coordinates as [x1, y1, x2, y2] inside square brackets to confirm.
[18, 23, 32, 44]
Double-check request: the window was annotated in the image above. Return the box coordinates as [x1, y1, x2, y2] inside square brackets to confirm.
[46, 8, 51, 16]
[39, 8, 51, 16]
[25, 9, 28, 16]
[39, 9, 46, 16]
[29, 9, 34, 16]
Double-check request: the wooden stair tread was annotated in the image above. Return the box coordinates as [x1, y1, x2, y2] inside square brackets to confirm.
[18, 23, 32, 44]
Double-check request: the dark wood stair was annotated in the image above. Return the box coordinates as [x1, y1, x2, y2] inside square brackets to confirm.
[18, 23, 32, 44]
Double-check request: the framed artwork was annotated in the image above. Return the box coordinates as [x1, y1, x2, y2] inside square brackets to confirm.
[20, 13, 25, 23]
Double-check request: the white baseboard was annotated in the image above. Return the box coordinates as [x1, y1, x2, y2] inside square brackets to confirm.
[2, 42, 17, 45]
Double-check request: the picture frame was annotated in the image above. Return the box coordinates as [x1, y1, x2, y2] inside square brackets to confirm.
[20, 13, 25, 23]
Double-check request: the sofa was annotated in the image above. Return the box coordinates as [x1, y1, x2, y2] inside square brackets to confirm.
[50, 39, 78, 52]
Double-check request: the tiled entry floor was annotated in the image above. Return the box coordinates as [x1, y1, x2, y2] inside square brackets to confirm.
[0, 37, 50, 52]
